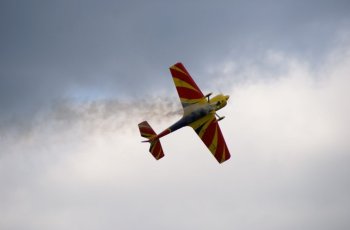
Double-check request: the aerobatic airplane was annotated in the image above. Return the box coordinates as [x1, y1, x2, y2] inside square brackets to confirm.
[138, 62, 231, 163]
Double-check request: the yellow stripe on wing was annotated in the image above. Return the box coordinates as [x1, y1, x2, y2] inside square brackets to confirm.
[208, 125, 219, 156]
[173, 77, 200, 93]
[189, 114, 213, 132]
[221, 144, 227, 163]
[180, 98, 206, 105]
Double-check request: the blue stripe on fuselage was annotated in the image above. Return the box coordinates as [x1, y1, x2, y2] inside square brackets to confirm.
[169, 104, 213, 132]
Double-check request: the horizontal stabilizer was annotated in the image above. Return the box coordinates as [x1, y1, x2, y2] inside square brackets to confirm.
[138, 121, 164, 160]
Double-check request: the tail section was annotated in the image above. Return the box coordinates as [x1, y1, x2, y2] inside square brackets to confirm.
[138, 121, 164, 160]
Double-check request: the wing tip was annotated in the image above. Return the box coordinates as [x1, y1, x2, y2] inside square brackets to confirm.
[218, 153, 231, 164]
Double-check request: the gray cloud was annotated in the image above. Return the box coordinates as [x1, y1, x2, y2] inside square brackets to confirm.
[1, 42, 350, 229]
[1, 0, 350, 118]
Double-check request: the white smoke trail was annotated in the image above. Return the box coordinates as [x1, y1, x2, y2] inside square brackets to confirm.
[0, 95, 183, 147]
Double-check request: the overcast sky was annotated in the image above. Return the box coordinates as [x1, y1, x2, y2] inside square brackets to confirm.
[1, 1, 350, 229]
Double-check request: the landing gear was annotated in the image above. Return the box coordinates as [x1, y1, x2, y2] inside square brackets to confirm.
[215, 113, 225, 121]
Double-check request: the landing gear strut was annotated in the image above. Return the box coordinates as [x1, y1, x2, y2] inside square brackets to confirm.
[215, 113, 225, 121]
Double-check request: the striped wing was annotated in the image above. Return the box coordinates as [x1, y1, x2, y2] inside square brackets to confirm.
[170, 62, 205, 107]
[189, 115, 231, 163]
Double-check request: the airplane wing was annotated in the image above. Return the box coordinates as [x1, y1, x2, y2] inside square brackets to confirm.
[189, 114, 231, 163]
[170, 62, 206, 108]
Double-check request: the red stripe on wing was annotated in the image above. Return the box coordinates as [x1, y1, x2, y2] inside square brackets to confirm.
[201, 118, 217, 146]
[177, 87, 204, 100]
[213, 125, 231, 163]
[214, 130, 225, 161]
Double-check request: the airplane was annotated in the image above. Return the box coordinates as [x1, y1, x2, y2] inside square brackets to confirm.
[138, 62, 231, 163]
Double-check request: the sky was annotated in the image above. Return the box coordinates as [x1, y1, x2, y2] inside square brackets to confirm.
[1, 0, 350, 229]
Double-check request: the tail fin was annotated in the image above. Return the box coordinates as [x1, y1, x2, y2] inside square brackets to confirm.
[138, 121, 164, 160]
